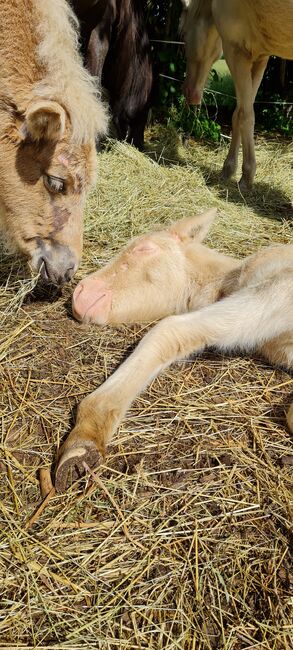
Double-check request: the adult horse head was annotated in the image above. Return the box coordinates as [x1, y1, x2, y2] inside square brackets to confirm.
[0, 0, 107, 284]
[72, 0, 153, 151]
[180, 0, 222, 105]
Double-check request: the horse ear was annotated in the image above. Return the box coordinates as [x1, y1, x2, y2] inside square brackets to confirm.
[169, 208, 217, 242]
[23, 100, 66, 141]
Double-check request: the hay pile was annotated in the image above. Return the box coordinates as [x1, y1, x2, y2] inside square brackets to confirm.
[0, 129, 292, 649]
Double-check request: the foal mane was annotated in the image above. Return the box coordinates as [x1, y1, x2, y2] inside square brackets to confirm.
[32, 0, 107, 144]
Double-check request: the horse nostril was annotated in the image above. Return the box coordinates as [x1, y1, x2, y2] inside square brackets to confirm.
[34, 244, 78, 285]
[64, 265, 75, 282]
[38, 257, 49, 281]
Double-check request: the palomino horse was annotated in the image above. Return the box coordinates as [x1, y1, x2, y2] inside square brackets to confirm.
[180, 0, 293, 189]
[55, 209, 293, 490]
[72, 0, 153, 150]
[0, 0, 107, 284]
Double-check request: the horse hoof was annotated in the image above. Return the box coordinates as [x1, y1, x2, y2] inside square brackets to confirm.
[220, 162, 236, 182]
[239, 175, 253, 192]
[55, 442, 102, 492]
[220, 169, 232, 182]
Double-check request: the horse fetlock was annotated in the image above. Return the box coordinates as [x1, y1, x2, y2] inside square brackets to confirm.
[78, 391, 123, 440]
[239, 158, 256, 190]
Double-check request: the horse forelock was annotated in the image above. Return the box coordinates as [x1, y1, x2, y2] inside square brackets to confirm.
[114, 0, 149, 63]
[31, 0, 108, 144]
[185, 0, 212, 20]
[109, 0, 152, 103]
[180, 0, 213, 37]
[116, 0, 132, 34]
[116, 0, 146, 43]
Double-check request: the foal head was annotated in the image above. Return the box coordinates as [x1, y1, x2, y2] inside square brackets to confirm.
[72, 208, 217, 324]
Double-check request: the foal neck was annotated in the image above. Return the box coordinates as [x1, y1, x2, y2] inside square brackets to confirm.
[184, 243, 241, 311]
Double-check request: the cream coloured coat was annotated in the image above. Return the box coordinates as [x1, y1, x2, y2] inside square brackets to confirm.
[56, 209, 293, 490]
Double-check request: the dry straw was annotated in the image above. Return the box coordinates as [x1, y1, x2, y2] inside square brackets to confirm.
[0, 128, 292, 648]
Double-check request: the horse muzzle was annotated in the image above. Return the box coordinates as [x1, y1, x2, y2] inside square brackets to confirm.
[32, 240, 79, 285]
[182, 79, 203, 105]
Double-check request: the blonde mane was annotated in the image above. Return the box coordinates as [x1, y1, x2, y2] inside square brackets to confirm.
[32, 0, 108, 144]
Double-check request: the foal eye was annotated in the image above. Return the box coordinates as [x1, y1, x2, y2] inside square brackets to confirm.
[44, 174, 66, 194]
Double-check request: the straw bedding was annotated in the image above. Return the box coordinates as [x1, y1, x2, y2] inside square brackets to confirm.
[0, 128, 292, 649]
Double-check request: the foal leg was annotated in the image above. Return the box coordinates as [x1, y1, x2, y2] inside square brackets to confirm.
[222, 46, 268, 189]
[55, 285, 288, 491]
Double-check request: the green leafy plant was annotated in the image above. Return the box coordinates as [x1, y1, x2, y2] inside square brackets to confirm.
[255, 95, 293, 136]
[147, 1, 293, 140]
[167, 96, 221, 143]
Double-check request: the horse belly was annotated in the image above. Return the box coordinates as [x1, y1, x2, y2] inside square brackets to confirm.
[213, 0, 293, 59]
[253, 0, 293, 59]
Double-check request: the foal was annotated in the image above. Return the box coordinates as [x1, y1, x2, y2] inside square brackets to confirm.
[180, 0, 293, 189]
[56, 209, 293, 490]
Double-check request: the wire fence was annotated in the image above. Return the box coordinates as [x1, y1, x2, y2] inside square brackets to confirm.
[151, 40, 293, 107]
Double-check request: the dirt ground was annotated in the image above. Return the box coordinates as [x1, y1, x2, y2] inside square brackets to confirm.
[0, 130, 292, 649]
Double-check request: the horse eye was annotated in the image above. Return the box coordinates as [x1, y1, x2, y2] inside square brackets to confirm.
[44, 174, 66, 194]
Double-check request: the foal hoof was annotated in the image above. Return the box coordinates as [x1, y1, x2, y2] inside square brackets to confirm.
[55, 442, 102, 492]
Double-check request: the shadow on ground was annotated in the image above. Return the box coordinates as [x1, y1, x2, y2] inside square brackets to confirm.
[145, 124, 293, 223]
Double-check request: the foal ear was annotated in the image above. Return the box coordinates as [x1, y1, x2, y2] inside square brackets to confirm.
[23, 100, 66, 141]
[169, 208, 217, 242]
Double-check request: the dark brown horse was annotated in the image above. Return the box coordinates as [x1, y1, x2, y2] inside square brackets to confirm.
[0, 0, 107, 284]
[72, 0, 153, 150]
